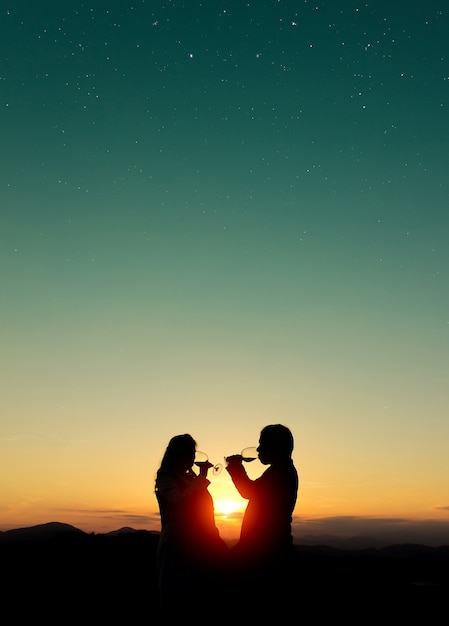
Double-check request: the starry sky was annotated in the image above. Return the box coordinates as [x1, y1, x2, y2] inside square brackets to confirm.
[1, 1, 449, 546]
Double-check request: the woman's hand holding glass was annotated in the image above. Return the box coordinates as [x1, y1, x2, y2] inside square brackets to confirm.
[194, 451, 223, 476]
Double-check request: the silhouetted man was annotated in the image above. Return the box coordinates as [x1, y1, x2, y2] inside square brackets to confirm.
[226, 424, 298, 615]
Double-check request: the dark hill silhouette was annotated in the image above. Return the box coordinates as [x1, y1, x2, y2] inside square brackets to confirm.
[0, 521, 84, 543]
[1, 523, 448, 622]
[1, 523, 160, 622]
[104, 526, 137, 536]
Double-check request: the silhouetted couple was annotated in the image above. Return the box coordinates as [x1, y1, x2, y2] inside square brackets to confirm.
[155, 424, 298, 617]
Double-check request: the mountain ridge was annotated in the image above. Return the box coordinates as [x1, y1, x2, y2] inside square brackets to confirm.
[1, 521, 449, 555]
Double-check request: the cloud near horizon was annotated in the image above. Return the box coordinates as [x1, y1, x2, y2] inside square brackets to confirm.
[35, 506, 448, 548]
[292, 515, 449, 547]
[59, 507, 158, 528]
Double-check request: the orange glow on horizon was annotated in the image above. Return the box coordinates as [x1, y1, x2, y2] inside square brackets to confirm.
[214, 499, 245, 518]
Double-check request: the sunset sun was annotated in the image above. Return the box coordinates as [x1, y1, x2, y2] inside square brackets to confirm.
[215, 500, 244, 517]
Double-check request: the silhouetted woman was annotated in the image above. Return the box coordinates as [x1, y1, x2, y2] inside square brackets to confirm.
[155, 434, 228, 614]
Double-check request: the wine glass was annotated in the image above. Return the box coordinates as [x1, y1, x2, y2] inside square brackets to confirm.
[241, 446, 259, 462]
[194, 451, 223, 476]
[225, 446, 259, 465]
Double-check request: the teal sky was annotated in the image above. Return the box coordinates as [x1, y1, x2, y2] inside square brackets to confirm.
[1, 2, 449, 543]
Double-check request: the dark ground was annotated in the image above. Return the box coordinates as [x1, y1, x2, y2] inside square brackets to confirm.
[2, 525, 448, 623]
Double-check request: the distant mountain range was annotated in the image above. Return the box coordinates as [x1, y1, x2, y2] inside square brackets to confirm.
[0, 520, 158, 543]
[1, 520, 448, 556]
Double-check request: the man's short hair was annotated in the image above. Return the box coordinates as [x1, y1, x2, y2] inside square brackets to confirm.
[260, 424, 294, 456]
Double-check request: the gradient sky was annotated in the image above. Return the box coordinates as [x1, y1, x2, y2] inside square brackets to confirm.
[1, 1, 449, 546]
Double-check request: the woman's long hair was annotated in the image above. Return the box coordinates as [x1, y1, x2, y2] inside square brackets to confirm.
[158, 433, 196, 474]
